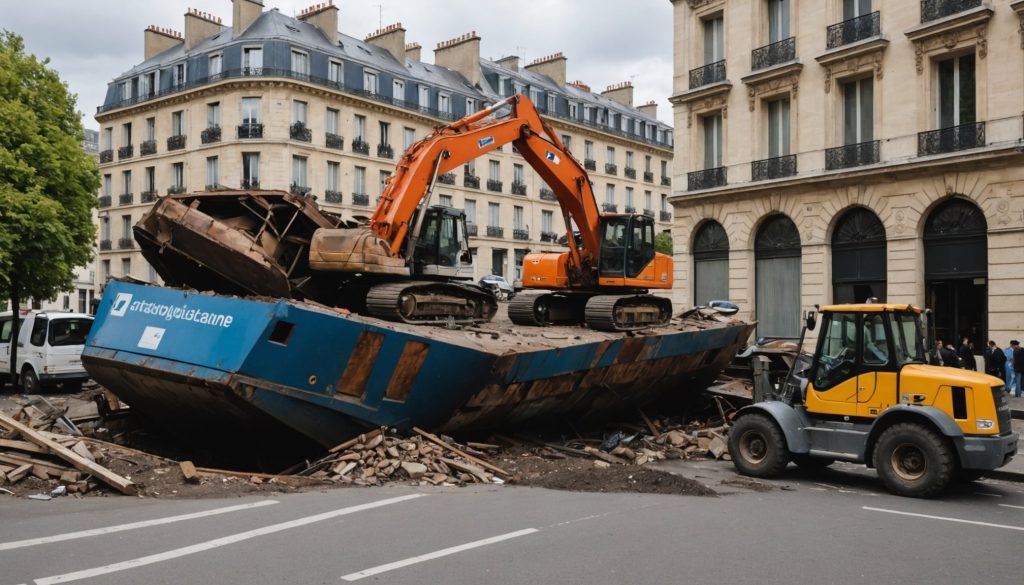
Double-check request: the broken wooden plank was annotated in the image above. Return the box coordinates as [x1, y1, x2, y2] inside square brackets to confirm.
[0, 412, 135, 495]
[180, 460, 199, 482]
[7, 463, 32, 483]
[328, 428, 384, 454]
[412, 427, 509, 478]
[0, 438, 49, 455]
[0, 452, 74, 475]
[639, 409, 661, 440]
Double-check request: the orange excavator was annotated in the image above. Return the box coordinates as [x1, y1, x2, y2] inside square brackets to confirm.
[308, 95, 673, 331]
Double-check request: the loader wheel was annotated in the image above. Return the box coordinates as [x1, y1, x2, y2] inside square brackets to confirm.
[873, 422, 953, 498]
[728, 414, 789, 478]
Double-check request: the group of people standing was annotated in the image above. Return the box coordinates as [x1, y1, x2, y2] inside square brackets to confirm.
[931, 338, 1024, 397]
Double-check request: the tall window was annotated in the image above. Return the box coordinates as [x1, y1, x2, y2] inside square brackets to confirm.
[354, 166, 366, 194]
[393, 79, 405, 100]
[568, 101, 578, 118]
[241, 97, 261, 126]
[172, 62, 186, 87]
[645, 155, 652, 173]
[291, 50, 309, 75]
[542, 210, 553, 234]
[488, 202, 500, 226]
[242, 153, 260, 186]
[363, 70, 378, 94]
[206, 156, 218, 188]
[101, 217, 111, 241]
[465, 199, 477, 224]
[489, 160, 500, 181]
[171, 162, 184, 188]
[645, 190, 653, 210]
[562, 134, 572, 152]
[626, 187, 634, 208]
[121, 214, 131, 237]
[379, 121, 390, 146]
[768, 0, 791, 43]
[439, 94, 450, 114]
[103, 174, 111, 197]
[404, 127, 415, 150]
[327, 161, 340, 192]
[121, 257, 131, 277]
[661, 194, 669, 212]
[208, 54, 222, 76]
[842, 78, 873, 144]
[704, 16, 724, 64]
[145, 117, 155, 141]
[142, 72, 156, 97]
[843, 0, 871, 19]
[243, 47, 262, 73]
[703, 114, 723, 168]
[326, 108, 339, 134]
[606, 146, 615, 165]
[379, 171, 391, 195]
[292, 156, 308, 188]
[938, 53, 976, 128]
[354, 115, 366, 140]
[419, 85, 430, 107]
[605, 184, 615, 205]
[547, 93, 557, 113]
[207, 102, 220, 128]
[626, 151, 634, 169]
[293, 100, 307, 124]
[122, 123, 132, 146]
[171, 111, 184, 137]
[513, 164, 524, 185]
[145, 167, 155, 193]
[328, 59, 343, 83]
[584, 140, 594, 161]
[103, 127, 113, 150]
[767, 98, 791, 157]
[514, 206, 524, 230]
[439, 194, 452, 207]
[466, 97, 477, 113]
[121, 170, 131, 194]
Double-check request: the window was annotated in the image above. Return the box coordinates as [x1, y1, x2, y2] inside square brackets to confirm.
[379, 121, 390, 146]
[499, 75, 510, 97]
[842, 77, 873, 145]
[291, 50, 309, 75]
[568, 101, 578, 118]
[121, 258, 131, 277]
[243, 47, 262, 72]
[119, 81, 129, 101]
[326, 108, 339, 134]
[209, 54, 222, 76]
[206, 157, 218, 188]
[514, 206, 525, 230]
[171, 162, 184, 188]
[241, 97, 261, 125]
[379, 170, 391, 195]
[101, 216, 111, 240]
[142, 71, 156, 97]
[404, 127, 415, 150]
[438, 93, 450, 114]
[172, 62, 186, 87]
[768, 0, 791, 43]
[393, 79, 405, 100]
[844, 0, 872, 20]
[645, 190, 653, 210]
[328, 59, 343, 83]
[862, 313, 890, 366]
[145, 167, 155, 192]
[354, 166, 366, 194]
[363, 69, 378, 94]
[621, 116, 630, 132]
[584, 140, 594, 160]
[327, 161, 340, 192]
[354, 115, 366, 140]
[103, 174, 111, 197]
[292, 156, 307, 188]
[489, 160, 500, 181]
[561, 134, 572, 152]
[605, 184, 615, 205]
[121, 215, 131, 239]
[243, 153, 260, 185]
[626, 187, 634, 208]
[661, 160, 669, 177]
[439, 194, 453, 207]
[145, 117, 155, 141]
[466, 97, 477, 113]
[207, 102, 220, 127]
[661, 194, 669, 212]
[293, 100, 307, 124]
[103, 127, 113, 150]
[547, 93, 557, 113]
[419, 85, 430, 107]
[813, 312, 858, 390]
[542, 210, 553, 233]
[767, 97, 791, 158]
[704, 15, 724, 64]
[703, 114, 723, 168]
[171, 111, 184, 136]
[645, 155, 652, 172]
[626, 152, 634, 169]
[513, 164, 524, 185]
[488, 202, 500, 226]
[606, 146, 615, 165]
[121, 170, 131, 194]
[121, 123, 132, 146]
[938, 53, 976, 128]
[465, 199, 477, 224]
[464, 160, 476, 176]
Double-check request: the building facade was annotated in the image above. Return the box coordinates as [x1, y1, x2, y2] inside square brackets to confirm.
[94, 0, 674, 293]
[670, 0, 1024, 347]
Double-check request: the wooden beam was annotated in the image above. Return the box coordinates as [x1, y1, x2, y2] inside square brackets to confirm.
[412, 427, 510, 478]
[0, 412, 135, 495]
[0, 439, 49, 455]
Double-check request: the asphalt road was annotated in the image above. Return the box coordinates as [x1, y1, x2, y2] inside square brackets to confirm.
[2, 460, 1023, 585]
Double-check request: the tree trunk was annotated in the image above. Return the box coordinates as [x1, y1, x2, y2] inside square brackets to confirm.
[8, 283, 19, 391]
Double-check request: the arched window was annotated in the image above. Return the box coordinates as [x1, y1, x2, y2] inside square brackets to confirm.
[832, 208, 886, 303]
[924, 198, 987, 350]
[755, 215, 801, 338]
[693, 221, 729, 305]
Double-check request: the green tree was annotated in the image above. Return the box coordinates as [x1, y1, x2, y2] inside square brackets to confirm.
[655, 231, 673, 256]
[0, 31, 99, 390]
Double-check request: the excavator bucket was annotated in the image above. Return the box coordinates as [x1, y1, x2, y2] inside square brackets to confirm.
[308, 227, 409, 275]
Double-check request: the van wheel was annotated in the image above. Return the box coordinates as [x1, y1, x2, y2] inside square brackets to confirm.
[873, 422, 953, 498]
[728, 413, 789, 478]
[21, 367, 39, 395]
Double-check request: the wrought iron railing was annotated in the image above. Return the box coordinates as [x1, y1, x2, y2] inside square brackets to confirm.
[539, 187, 556, 201]
[687, 167, 727, 190]
[752, 154, 797, 181]
[117, 238, 134, 250]
[751, 37, 797, 71]
[605, 163, 618, 175]
[324, 190, 343, 203]
[486, 225, 504, 238]
[689, 59, 727, 89]
[826, 140, 880, 170]
[98, 195, 111, 208]
[487, 179, 503, 192]
[118, 145, 133, 160]
[352, 193, 370, 206]
[602, 202, 618, 212]
[513, 228, 530, 241]
[511, 181, 527, 195]
[238, 124, 263, 139]
[167, 134, 186, 150]
[921, 0, 981, 23]
[241, 178, 260, 189]
[624, 167, 637, 179]
[540, 231, 559, 243]
[464, 174, 480, 189]
[351, 138, 370, 155]
[660, 210, 672, 222]
[290, 122, 311, 142]
[141, 190, 158, 203]
[918, 121, 986, 156]
[643, 208, 654, 218]
[643, 171, 654, 182]
[118, 193, 133, 206]
[661, 176, 671, 186]
[167, 185, 186, 195]
[377, 144, 394, 159]
[584, 159, 597, 171]
[625, 205, 637, 214]
[325, 132, 344, 149]
[827, 12, 881, 49]
[290, 184, 311, 196]
[140, 140, 157, 156]
[201, 126, 222, 144]
[438, 172, 456, 185]
[99, 150, 113, 163]
[467, 223, 479, 237]
[99, 239, 112, 251]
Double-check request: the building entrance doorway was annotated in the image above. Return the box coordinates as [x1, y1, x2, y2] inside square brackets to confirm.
[923, 198, 987, 348]
[755, 214, 801, 339]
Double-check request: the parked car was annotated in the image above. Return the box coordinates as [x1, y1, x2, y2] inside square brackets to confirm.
[0, 310, 94, 393]
[479, 275, 515, 300]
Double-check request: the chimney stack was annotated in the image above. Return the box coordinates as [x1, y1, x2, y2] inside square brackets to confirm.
[405, 42, 422, 62]
[601, 81, 634, 107]
[434, 31, 482, 87]
[569, 79, 591, 93]
[365, 22, 406, 62]
[495, 55, 519, 71]
[232, 0, 264, 37]
[184, 8, 224, 50]
[638, 100, 658, 119]
[525, 52, 567, 86]
[298, 1, 339, 45]
[144, 26, 183, 61]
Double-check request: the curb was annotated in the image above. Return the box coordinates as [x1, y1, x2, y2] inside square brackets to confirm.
[987, 469, 1024, 483]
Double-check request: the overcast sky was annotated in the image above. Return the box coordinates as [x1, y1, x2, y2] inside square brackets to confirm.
[5, 0, 674, 129]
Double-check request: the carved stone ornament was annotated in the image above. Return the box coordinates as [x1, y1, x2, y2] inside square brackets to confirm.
[823, 53, 884, 93]
[747, 75, 799, 111]
[913, 26, 988, 74]
[686, 0, 723, 9]
[687, 96, 728, 128]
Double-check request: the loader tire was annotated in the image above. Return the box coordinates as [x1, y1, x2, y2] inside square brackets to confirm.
[873, 422, 953, 498]
[728, 413, 789, 478]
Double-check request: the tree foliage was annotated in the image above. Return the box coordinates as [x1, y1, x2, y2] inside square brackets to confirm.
[655, 231, 673, 256]
[0, 30, 99, 386]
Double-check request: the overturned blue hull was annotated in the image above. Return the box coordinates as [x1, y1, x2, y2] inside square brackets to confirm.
[83, 282, 753, 448]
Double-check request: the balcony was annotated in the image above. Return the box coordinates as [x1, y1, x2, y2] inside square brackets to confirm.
[486, 225, 504, 238]
[117, 238, 134, 250]
[352, 193, 370, 206]
[238, 123, 263, 139]
[605, 163, 618, 175]
[167, 185, 186, 195]
[660, 211, 672, 222]
[464, 174, 480, 189]
[377, 144, 394, 159]
[290, 122, 312, 142]
[99, 150, 113, 164]
[241, 179, 260, 190]
[513, 228, 530, 241]
[141, 190, 158, 203]
[751, 37, 797, 71]
[98, 195, 111, 208]
[99, 239, 112, 251]
[826, 140, 880, 170]
[827, 12, 881, 49]
[661, 176, 671, 187]
[918, 122, 986, 156]
[167, 134, 186, 151]
[921, 0, 981, 23]
[326, 132, 344, 150]
[118, 193, 133, 206]
[201, 125, 222, 144]
[687, 167, 728, 191]
[438, 172, 456, 185]
[324, 190, 342, 203]
[351, 138, 370, 155]
[625, 205, 637, 214]
[689, 59, 727, 89]
[539, 187, 556, 201]
[584, 159, 597, 171]
[643, 171, 654, 183]
[117, 145, 133, 160]
[290, 184, 311, 197]
[643, 209, 654, 218]
[602, 202, 618, 212]
[752, 154, 798, 181]
[487, 179, 503, 192]
[511, 181, 527, 195]
[140, 140, 157, 156]
[467, 223, 479, 237]
[624, 167, 637, 179]
[540, 231, 559, 243]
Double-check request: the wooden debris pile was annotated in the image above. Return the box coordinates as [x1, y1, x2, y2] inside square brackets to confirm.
[295, 427, 510, 486]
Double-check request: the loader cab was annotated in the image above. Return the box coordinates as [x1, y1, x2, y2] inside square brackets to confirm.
[413, 205, 475, 280]
[599, 214, 656, 278]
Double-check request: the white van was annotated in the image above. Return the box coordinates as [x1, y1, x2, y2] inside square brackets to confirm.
[0, 310, 94, 393]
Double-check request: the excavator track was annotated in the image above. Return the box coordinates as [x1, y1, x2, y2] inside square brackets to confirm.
[508, 293, 587, 327]
[584, 294, 673, 332]
[366, 281, 497, 325]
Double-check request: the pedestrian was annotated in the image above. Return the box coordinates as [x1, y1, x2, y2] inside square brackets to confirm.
[1005, 342, 1018, 395]
[957, 337, 975, 370]
[939, 341, 960, 369]
[985, 340, 1006, 379]
[929, 340, 943, 366]
[1013, 340, 1024, 398]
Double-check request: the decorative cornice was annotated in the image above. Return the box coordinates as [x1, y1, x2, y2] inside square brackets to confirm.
[821, 51, 885, 94]
[684, 95, 729, 128]
[685, 0, 723, 9]
[668, 81, 732, 107]
[740, 61, 803, 90]
[905, 5, 993, 74]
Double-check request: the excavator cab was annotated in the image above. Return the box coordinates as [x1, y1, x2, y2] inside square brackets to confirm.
[411, 205, 475, 280]
[598, 214, 657, 279]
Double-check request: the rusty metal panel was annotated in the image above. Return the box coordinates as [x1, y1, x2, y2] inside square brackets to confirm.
[614, 336, 648, 365]
[384, 340, 430, 402]
[337, 331, 385, 398]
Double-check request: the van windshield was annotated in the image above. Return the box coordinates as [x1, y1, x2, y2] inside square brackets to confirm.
[48, 318, 93, 347]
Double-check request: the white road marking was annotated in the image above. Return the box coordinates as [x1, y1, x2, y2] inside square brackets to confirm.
[32, 494, 426, 585]
[973, 491, 1002, 498]
[864, 506, 1024, 532]
[340, 528, 538, 581]
[998, 504, 1024, 510]
[0, 500, 279, 552]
